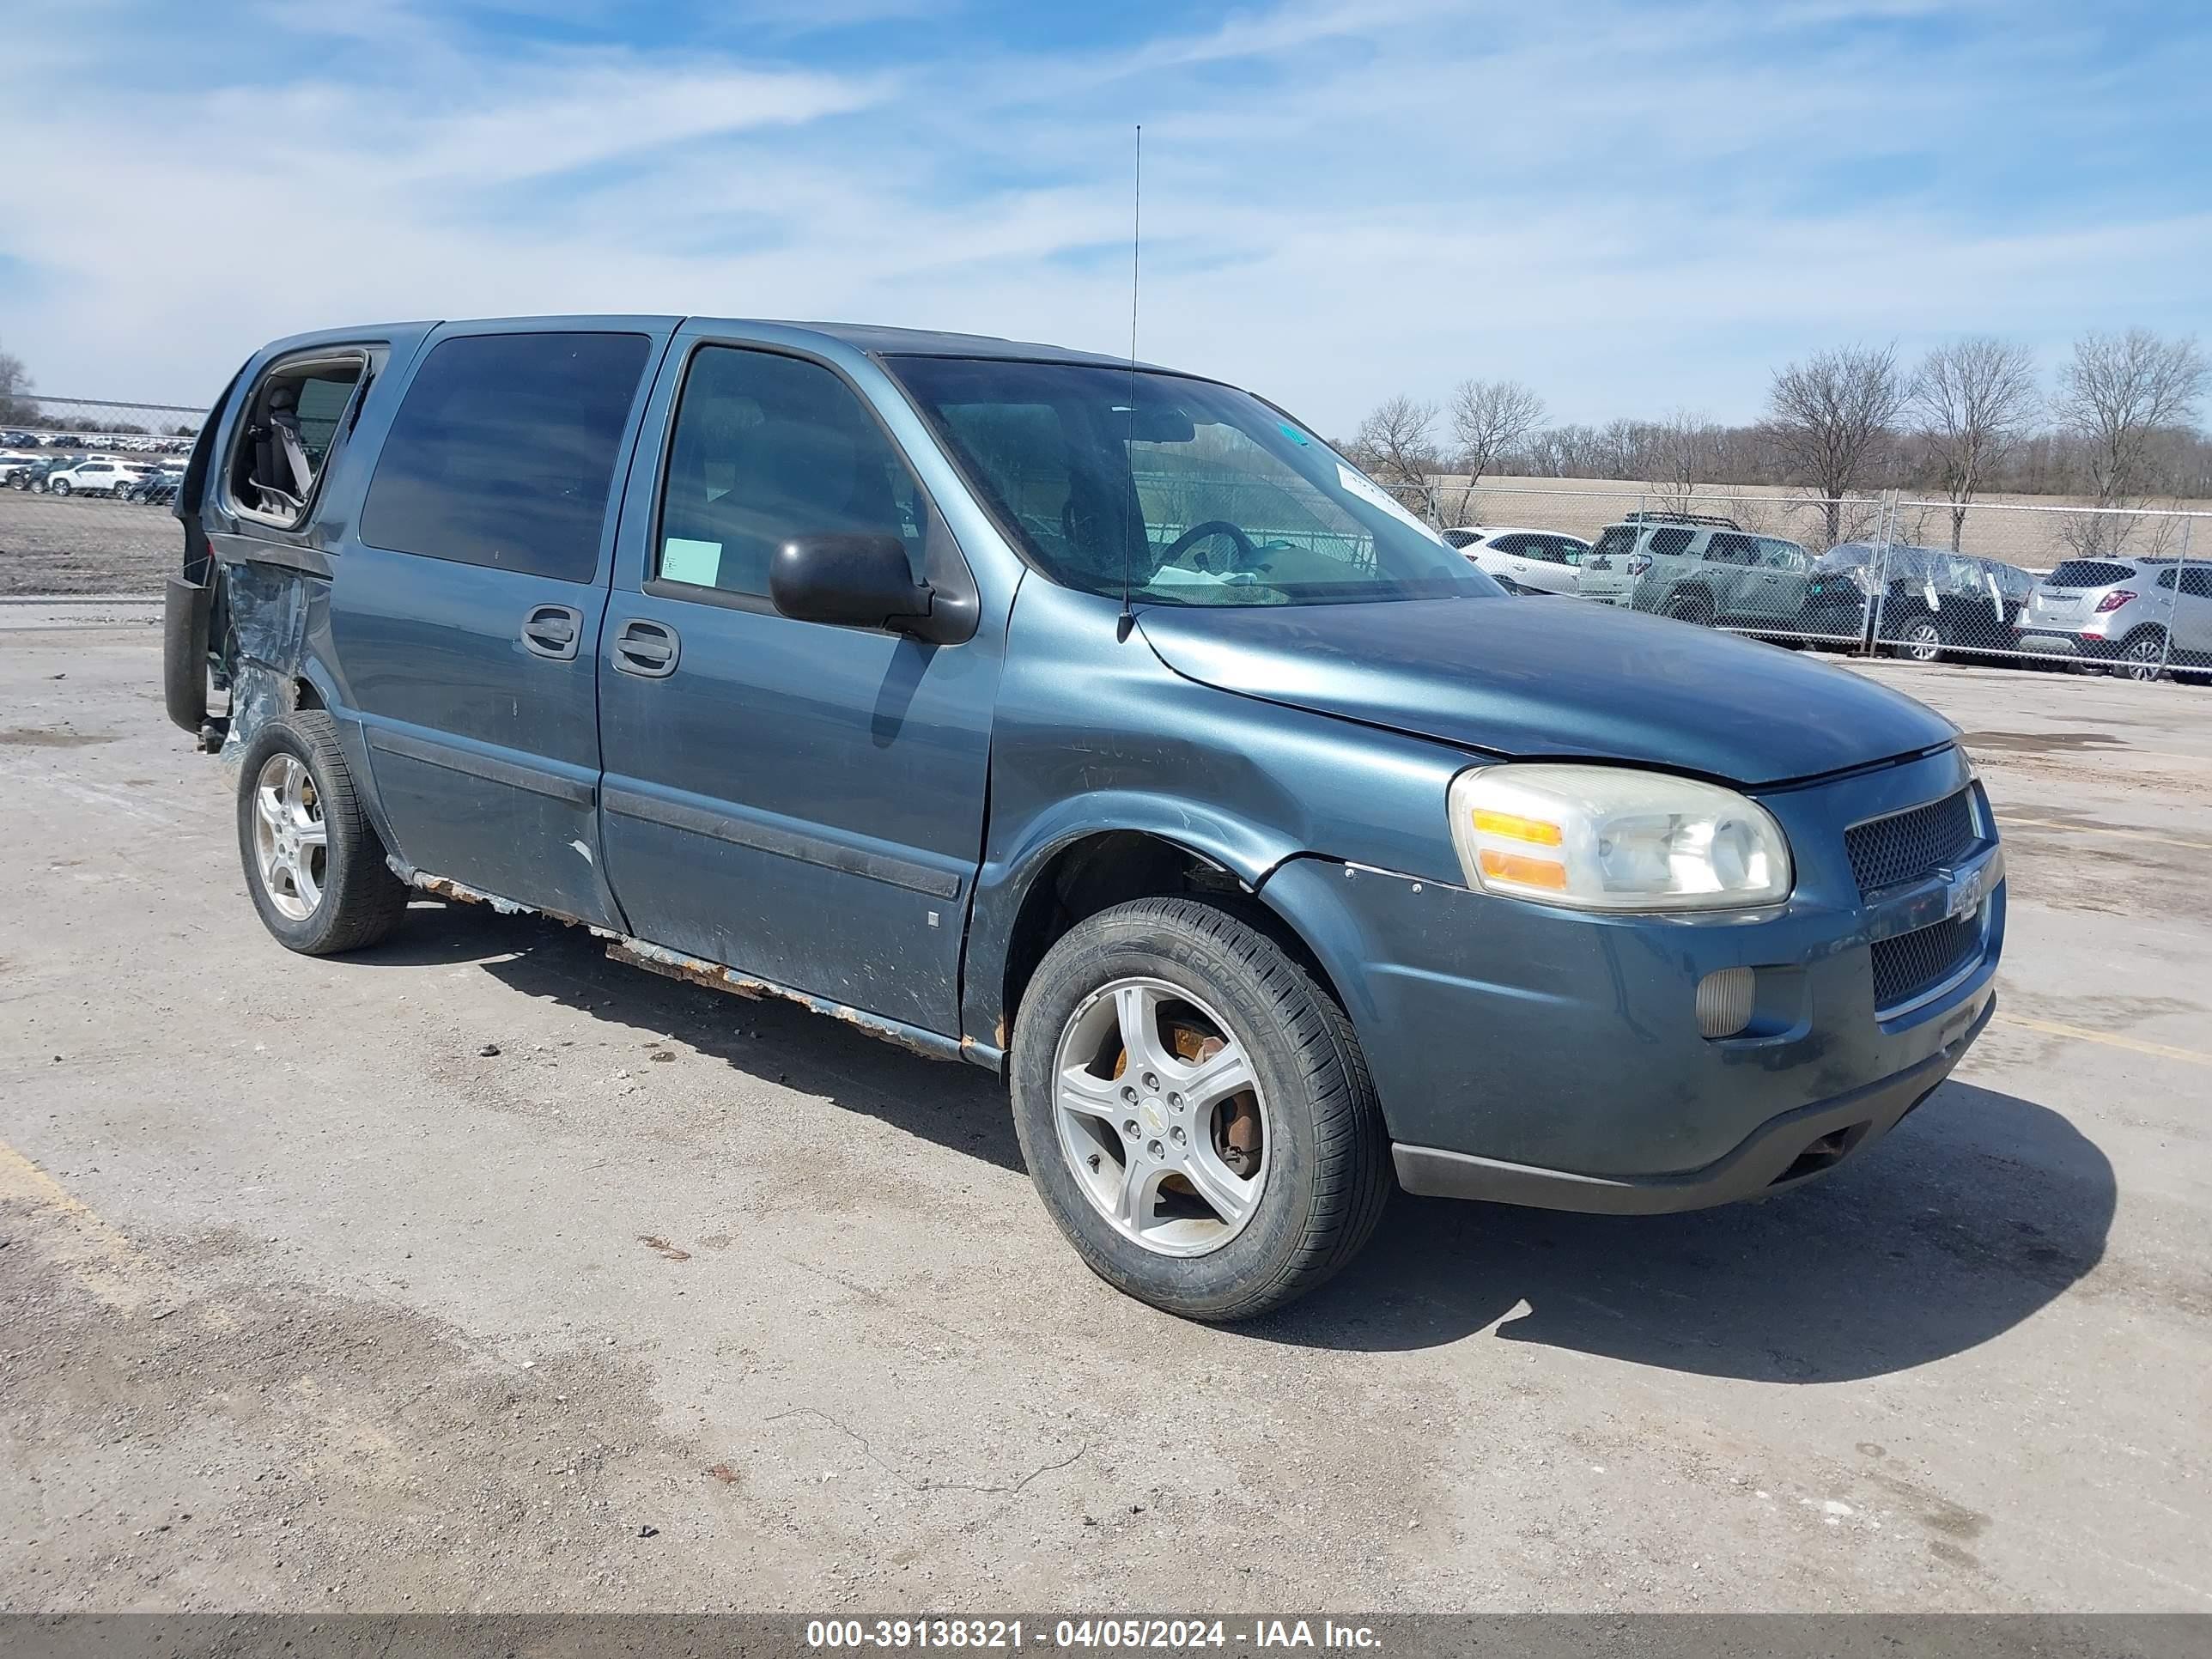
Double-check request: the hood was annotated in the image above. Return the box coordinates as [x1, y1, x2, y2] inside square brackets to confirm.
[1137, 596, 1958, 788]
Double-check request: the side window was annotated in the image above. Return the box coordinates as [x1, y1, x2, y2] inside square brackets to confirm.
[2175, 568, 2212, 599]
[228, 355, 370, 527]
[1760, 539, 1808, 571]
[361, 331, 649, 581]
[1649, 527, 1695, 558]
[1705, 533, 1754, 566]
[654, 346, 926, 599]
[1557, 539, 1587, 566]
[1489, 533, 1529, 555]
[2154, 568, 2178, 591]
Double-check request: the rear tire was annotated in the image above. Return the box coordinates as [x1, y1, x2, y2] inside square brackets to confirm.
[2114, 629, 2169, 683]
[1892, 616, 1947, 664]
[1662, 590, 1714, 627]
[1009, 897, 1389, 1322]
[49, 478, 70, 496]
[236, 710, 409, 955]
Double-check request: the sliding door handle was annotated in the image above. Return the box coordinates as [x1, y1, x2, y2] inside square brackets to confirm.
[521, 604, 582, 660]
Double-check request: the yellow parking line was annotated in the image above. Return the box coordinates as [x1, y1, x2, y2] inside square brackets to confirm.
[1998, 816, 2212, 852]
[1995, 1013, 2212, 1067]
[0, 1138, 155, 1310]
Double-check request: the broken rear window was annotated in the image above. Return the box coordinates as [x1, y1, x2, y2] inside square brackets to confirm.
[228, 355, 368, 527]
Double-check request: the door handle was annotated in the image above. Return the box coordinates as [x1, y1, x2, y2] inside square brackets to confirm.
[521, 604, 582, 661]
[614, 618, 680, 678]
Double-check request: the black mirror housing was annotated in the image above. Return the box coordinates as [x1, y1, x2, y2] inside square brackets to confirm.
[769, 534, 939, 637]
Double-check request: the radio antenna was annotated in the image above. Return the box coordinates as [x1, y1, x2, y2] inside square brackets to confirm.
[1116, 123, 1141, 643]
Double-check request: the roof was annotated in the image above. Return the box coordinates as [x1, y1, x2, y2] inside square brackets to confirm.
[785, 320, 1165, 371]
[260, 316, 1179, 376]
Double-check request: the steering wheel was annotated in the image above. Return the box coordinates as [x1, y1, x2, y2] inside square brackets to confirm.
[1161, 519, 1261, 573]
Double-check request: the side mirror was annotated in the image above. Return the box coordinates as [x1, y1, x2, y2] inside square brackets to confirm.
[769, 534, 939, 637]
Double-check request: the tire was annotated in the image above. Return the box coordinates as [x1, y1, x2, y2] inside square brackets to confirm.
[1009, 896, 1389, 1322]
[1892, 617, 1947, 665]
[235, 709, 409, 955]
[49, 478, 70, 496]
[2114, 629, 2169, 683]
[1662, 590, 1713, 627]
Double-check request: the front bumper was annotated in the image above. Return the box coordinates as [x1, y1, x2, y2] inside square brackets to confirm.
[1394, 993, 1992, 1212]
[1258, 746, 2002, 1200]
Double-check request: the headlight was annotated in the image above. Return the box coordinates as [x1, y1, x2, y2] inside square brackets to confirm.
[1449, 764, 1792, 912]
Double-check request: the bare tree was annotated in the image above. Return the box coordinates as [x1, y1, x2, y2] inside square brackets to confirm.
[0, 341, 33, 426]
[2051, 328, 2209, 553]
[1644, 409, 1725, 509]
[1446, 378, 1544, 517]
[1350, 394, 1443, 520]
[1909, 337, 2040, 550]
[1764, 343, 1905, 546]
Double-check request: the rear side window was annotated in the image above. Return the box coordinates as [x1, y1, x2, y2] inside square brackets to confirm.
[1649, 527, 1696, 557]
[228, 355, 368, 527]
[362, 331, 651, 582]
[2181, 568, 2212, 599]
[2045, 561, 2135, 589]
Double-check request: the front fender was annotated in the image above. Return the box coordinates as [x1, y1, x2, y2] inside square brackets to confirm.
[957, 580, 1475, 1054]
[960, 792, 1304, 1051]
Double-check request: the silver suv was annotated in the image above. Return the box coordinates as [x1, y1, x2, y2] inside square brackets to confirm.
[1578, 513, 1815, 634]
[2016, 556, 2212, 683]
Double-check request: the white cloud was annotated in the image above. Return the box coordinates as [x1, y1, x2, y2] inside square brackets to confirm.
[0, 0, 2203, 430]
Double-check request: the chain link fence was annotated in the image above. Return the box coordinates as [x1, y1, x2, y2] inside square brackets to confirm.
[1437, 481, 2210, 685]
[0, 397, 204, 596]
[3, 392, 2205, 684]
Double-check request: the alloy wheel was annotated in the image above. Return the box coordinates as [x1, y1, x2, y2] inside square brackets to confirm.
[2120, 636, 2166, 682]
[251, 753, 329, 921]
[1050, 976, 1271, 1258]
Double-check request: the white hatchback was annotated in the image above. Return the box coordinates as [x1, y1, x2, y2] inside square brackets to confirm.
[1441, 525, 1592, 596]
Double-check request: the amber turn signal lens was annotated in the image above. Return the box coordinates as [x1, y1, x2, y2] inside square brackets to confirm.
[1469, 808, 1564, 846]
[1477, 848, 1568, 890]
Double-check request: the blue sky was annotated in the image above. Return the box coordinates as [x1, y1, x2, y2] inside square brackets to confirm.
[3, 0, 2209, 430]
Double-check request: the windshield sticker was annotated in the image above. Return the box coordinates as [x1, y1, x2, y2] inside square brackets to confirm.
[660, 537, 723, 587]
[1335, 461, 1445, 544]
[1278, 422, 1310, 446]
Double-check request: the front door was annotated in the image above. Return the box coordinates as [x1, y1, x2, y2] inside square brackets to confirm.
[595, 336, 1002, 1036]
[332, 322, 669, 925]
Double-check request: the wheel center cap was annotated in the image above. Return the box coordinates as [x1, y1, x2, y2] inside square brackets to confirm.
[1140, 1097, 1167, 1135]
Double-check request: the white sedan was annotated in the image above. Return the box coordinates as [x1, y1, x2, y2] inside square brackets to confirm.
[1441, 525, 1593, 596]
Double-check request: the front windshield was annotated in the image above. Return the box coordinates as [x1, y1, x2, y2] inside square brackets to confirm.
[889, 356, 1498, 607]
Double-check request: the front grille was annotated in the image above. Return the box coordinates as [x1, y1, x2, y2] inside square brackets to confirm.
[1871, 912, 1983, 1012]
[1844, 789, 1978, 895]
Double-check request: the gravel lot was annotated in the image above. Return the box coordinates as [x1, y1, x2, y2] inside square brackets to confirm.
[1, 625, 2207, 1614]
[0, 491, 179, 596]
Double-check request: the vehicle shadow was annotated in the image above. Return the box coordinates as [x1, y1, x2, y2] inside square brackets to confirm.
[1255, 1081, 2114, 1381]
[354, 903, 2112, 1382]
[350, 901, 1025, 1176]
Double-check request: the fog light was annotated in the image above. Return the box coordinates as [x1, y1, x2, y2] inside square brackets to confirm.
[1696, 967, 1756, 1038]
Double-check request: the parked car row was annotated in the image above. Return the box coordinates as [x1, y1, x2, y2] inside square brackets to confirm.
[1443, 509, 2206, 684]
[1, 452, 181, 500]
[1, 428, 194, 455]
